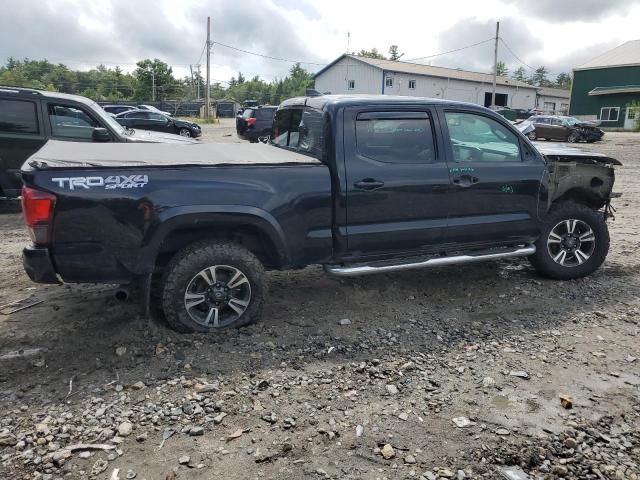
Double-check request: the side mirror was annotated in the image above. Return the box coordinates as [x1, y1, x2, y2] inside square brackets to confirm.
[92, 127, 112, 142]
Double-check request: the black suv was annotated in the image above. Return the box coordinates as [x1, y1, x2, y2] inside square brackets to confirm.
[0, 86, 196, 198]
[236, 106, 277, 142]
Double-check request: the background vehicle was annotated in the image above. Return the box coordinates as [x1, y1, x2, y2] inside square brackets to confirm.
[236, 106, 276, 142]
[0, 86, 196, 198]
[21, 95, 619, 333]
[524, 115, 604, 143]
[102, 105, 137, 116]
[137, 104, 171, 117]
[116, 110, 201, 138]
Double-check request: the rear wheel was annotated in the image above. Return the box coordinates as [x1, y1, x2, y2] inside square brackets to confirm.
[529, 203, 609, 279]
[161, 242, 267, 332]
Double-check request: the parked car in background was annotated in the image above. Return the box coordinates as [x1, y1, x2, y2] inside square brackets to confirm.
[116, 110, 201, 138]
[137, 104, 171, 117]
[236, 106, 277, 142]
[495, 107, 533, 121]
[524, 115, 604, 143]
[102, 104, 137, 116]
[0, 86, 195, 198]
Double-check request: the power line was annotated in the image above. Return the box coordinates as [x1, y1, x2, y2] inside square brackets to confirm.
[406, 38, 495, 62]
[212, 41, 326, 66]
[498, 38, 535, 70]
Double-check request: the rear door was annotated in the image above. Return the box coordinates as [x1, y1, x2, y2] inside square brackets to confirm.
[343, 108, 453, 257]
[0, 98, 45, 196]
[439, 108, 545, 247]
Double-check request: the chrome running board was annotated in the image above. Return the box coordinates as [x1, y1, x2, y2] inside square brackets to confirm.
[324, 245, 536, 277]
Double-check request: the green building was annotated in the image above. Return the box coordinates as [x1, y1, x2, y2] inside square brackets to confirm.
[570, 40, 640, 129]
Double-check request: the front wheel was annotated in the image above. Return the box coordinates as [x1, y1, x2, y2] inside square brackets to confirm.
[529, 203, 609, 280]
[567, 131, 580, 143]
[179, 128, 192, 137]
[161, 242, 267, 332]
[526, 130, 537, 141]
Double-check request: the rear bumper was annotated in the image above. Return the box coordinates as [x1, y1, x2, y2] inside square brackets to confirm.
[23, 246, 60, 284]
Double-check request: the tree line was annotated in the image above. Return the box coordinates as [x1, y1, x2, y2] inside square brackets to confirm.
[0, 57, 315, 104]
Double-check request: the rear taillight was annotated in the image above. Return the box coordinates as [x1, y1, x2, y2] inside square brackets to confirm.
[21, 186, 56, 246]
[247, 117, 257, 127]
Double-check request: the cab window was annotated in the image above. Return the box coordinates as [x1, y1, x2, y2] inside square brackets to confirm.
[445, 111, 521, 162]
[355, 112, 436, 164]
[271, 107, 324, 160]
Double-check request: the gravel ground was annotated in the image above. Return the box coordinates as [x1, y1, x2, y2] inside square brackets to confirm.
[0, 129, 639, 480]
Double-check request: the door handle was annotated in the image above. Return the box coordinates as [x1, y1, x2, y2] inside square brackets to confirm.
[354, 178, 385, 190]
[453, 174, 479, 188]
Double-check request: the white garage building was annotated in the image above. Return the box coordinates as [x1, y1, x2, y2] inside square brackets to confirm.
[314, 54, 538, 110]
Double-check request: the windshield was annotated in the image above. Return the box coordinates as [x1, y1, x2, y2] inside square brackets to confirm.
[93, 102, 127, 136]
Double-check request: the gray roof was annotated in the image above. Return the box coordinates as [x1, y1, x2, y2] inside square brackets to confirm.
[537, 87, 571, 99]
[575, 40, 640, 70]
[314, 54, 537, 89]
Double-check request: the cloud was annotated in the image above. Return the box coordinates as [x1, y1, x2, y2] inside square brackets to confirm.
[508, 0, 640, 23]
[428, 18, 541, 74]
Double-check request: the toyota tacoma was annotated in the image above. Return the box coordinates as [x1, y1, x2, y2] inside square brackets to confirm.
[20, 95, 620, 332]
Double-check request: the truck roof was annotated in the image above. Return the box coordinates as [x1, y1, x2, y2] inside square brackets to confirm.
[279, 94, 484, 112]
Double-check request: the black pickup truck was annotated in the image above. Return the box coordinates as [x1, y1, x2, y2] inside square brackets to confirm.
[20, 95, 620, 332]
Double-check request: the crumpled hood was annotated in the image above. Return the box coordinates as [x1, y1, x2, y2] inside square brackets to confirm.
[125, 129, 198, 144]
[533, 142, 622, 166]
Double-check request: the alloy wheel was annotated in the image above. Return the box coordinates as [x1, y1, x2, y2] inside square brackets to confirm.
[183, 265, 251, 328]
[180, 129, 192, 137]
[547, 219, 596, 267]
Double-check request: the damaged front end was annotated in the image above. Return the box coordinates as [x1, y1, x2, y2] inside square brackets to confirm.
[535, 143, 621, 220]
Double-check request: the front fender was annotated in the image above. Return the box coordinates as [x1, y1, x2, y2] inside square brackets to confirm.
[136, 205, 289, 272]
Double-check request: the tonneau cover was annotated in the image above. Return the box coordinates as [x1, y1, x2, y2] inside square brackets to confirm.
[26, 140, 321, 169]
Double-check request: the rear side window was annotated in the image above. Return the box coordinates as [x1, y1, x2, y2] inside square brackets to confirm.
[0, 99, 39, 134]
[256, 109, 275, 120]
[355, 112, 436, 164]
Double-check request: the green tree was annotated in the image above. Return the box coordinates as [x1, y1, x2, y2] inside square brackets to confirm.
[388, 45, 403, 61]
[356, 48, 386, 59]
[134, 58, 177, 101]
[512, 66, 527, 82]
[530, 66, 550, 87]
[495, 61, 508, 76]
[554, 72, 572, 89]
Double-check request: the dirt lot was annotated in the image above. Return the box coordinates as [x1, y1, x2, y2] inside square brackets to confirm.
[0, 130, 639, 480]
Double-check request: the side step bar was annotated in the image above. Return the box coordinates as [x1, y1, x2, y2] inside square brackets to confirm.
[324, 245, 536, 277]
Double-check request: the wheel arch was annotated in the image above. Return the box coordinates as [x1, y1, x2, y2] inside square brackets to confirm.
[139, 206, 290, 272]
[551, 187, 607, 211]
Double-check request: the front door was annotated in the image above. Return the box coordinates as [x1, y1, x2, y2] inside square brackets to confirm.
[439, 109, 545, 248]
[343, 108, 452, 258]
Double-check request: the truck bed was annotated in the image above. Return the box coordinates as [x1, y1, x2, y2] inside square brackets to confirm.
[26, 140, 321, 169]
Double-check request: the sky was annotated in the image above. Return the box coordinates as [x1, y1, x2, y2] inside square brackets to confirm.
[1, 0, 639, 85]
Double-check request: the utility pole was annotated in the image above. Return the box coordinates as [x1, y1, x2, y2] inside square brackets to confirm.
[491, 21, 499, 108]
[206, 16, 211, 121]
[196, 64, 201, 101]
[151, 69, 156, 102]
